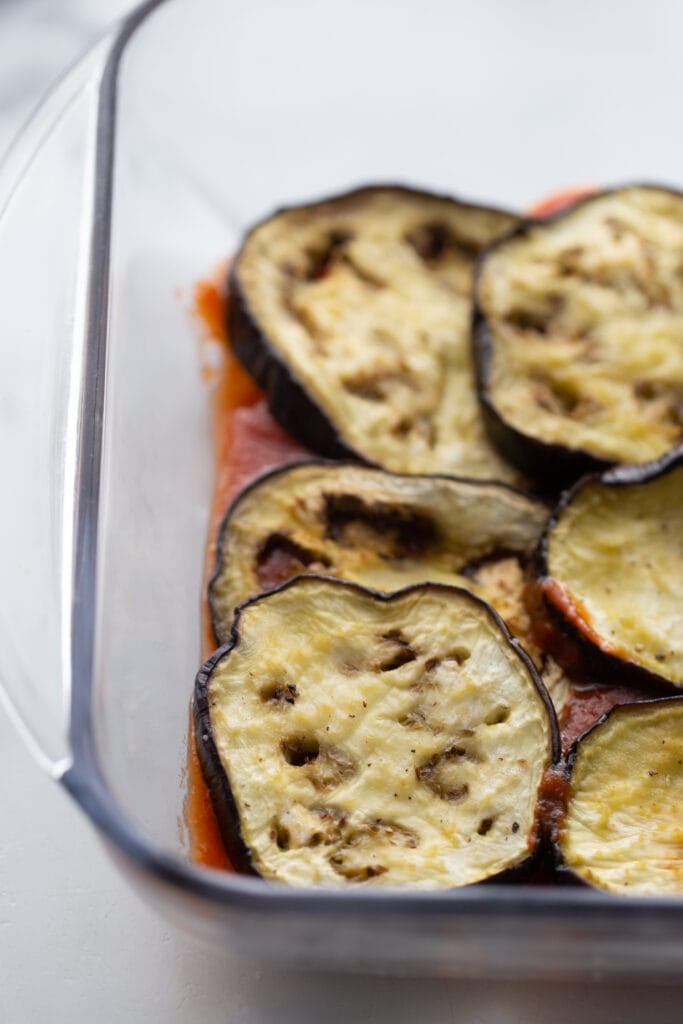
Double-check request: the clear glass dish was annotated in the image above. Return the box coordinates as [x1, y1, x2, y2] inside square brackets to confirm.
[2, 0, 683, 977]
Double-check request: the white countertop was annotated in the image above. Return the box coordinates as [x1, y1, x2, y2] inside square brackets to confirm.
[1, 2, 683, 1020]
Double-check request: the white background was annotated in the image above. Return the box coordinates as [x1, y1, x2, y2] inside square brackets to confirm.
[1, 1, 683, 1020]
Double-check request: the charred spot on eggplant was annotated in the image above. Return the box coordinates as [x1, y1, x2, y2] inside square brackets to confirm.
[558, 698, 683, 895]
[323, 493, 438, 556]
[256, 532, 331, 590]
[208, 461, 571, 714]
[260, 680, 299, 706]
[475, 185, 683, 485]
[194, 577, 559, 888]
[538, 449, 683, 690]
[209, 463, 543, 625]
[229, 185, 521, 481]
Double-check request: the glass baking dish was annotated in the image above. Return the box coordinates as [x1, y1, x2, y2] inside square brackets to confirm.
[2, 0, 683, 977]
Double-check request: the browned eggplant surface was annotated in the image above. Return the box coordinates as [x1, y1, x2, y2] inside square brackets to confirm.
[209, 461, 571, 714]
[539, 452, 683, 689]
[559, 699, 683, 894]
[475, 186, 683, 484]
[195, 578, 558, 887]
[229, 186, 522, 482]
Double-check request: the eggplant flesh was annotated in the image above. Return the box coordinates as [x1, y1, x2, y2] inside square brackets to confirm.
[229, 186, 521, 482]
[209, 462, 570, 714]
[541, 456, 683, 688]
[195, 578, 557, 888]
[476, 186, 683, 476]
[560, 699, 683, 895]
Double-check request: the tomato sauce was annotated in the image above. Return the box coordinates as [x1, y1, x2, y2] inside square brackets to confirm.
[536, 765, 570, 847]
[187, 275, 309, 869]
[559, 681, 658, 753]
[541, 577, 626, 662]
[528, 185, 596, 219]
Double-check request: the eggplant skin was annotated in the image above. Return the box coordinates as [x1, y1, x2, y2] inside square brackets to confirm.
[558, 698, 683, 895]
[536, 447, 683, 692]
[228, 285, 353, 461]
[194, 645, 258, 876]
[228, 184, 522, 483]
[208, 460, 571, 716]
[474, 185, 683, 488]
[194, 576, 559, 888]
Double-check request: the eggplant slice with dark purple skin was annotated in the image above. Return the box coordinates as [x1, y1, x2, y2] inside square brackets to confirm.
[195, 577, 559, 887]
[474, 185, 683, 487]
[228, 185, 522, 483]
[538, 449, 683, 691]
[557, 698, 683, 895]
[208, 461, 571, 714]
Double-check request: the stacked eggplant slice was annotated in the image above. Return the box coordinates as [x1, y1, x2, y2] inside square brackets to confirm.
[474, 186, 683, 487]
[196, 579, 558, 886]
[538, 450, 683, 691]
[194, 183, 683, 893]
[557, 699, 683, 895]
[228, 186, 521, 483]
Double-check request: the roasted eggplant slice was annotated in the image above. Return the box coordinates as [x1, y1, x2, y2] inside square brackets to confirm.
[475, 185, 683, 485]
[558, 698, 683, 895]
[209, 460, 570, 713]
[538, 450, 683, 690]
[195, 577, 559, 887]
[229, 185, 521, 482]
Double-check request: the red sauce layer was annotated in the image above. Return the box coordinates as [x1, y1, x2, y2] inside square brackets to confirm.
[187, 276, 308, 869]
[536, 765, 570, 845]
[528, 186, 596, 219]
[559, 681, 658, 753]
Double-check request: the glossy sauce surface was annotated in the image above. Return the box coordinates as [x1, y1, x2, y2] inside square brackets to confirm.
[536, 765, 570, 846]
[559, 681, 659, 753]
